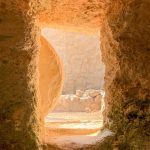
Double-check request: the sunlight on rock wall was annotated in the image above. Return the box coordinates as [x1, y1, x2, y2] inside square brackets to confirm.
[39, 36, 64, 118]
[42, 28, 105, 94]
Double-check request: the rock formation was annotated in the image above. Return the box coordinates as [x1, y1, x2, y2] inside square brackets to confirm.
[39, 0, 108, 34]
[100, 0, 150, 149]
[53, 89, 104, 113]
[0, 0, 150, 149]
[0, 1, 42, 149]
[39, 36, 64, 119]
[42, 28, 105, 94]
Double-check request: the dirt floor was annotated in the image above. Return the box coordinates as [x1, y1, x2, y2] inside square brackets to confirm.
[44, 112, 113, 149]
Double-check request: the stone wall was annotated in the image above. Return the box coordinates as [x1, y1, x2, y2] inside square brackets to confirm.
[1, 0, 150, 149]
[0, 1, 42, 149]
[39, 0, 108, 34]
[53, 90, 104, 113]
[42, 28, 105, 94]
[100, 0, 150, 148]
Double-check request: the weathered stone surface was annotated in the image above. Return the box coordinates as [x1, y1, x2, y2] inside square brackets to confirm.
[101, 0, 150, 148]
[0, 1, 42, 149]
[1, 0, 150, 149]
[53, 90, 102, 112]
[76, 90, 84, 97]
[42, 28, 105, 94]
[85, 89, 100, 98]
[39, 0, 108, 34]
[39, 36, 64, 119]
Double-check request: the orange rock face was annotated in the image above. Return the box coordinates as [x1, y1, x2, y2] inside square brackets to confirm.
[0, 0, 150, 149]
[0, 1, 42, 149]
[100, 0, 150, 148]
[39, 0, 109, 34]
[39, 36, 64, 118]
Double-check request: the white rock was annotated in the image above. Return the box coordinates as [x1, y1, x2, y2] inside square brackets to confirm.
[70, 95, 80, 101]
[53, 89, 103, 112]
[80, 96, 93, 101]
[76, 90, 84, 97]
[85, 89, 100, 97]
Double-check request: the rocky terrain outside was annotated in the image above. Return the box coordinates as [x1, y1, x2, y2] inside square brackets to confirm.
[53, 89, 105, 112]
[44, 90, 106, 149]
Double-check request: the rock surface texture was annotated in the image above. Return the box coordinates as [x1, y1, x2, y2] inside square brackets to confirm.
[39, 36, 64, 119]
[0, 1, 42, 149]
[42, 28, 105, 94]
[100, 0, 150, 149]
[53, 90, 104, 112]
[0, 0, 150, 150]
[39, 0, 108, 34]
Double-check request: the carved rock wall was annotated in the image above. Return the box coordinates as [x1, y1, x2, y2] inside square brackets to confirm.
[101, 0, 150, 148]
[0, 1, 42, 149]
[1, 0, 150, 149]
[39, 0, 108, 34]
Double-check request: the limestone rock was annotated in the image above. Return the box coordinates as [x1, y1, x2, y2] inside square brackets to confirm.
[70, 95, 80, 102]
[76, 90, 84, 97]
[85, 89, 101, 98]
[53, 89, 103, 112]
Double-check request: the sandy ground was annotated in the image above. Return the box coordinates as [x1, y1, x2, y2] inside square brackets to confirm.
[45, 130, 113, 150]
[45, 111, 103, 136]
[44, 112, 113, 149]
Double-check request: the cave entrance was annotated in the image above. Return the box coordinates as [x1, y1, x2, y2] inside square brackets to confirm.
[41, 28, 106, 148]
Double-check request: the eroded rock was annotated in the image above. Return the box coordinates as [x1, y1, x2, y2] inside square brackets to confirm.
[53, 89, 103, 112]
[76, 90, 84, 97]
